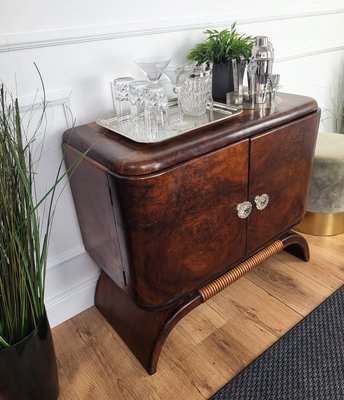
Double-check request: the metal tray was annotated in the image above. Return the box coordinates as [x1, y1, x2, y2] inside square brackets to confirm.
[96, 100, 242, 143]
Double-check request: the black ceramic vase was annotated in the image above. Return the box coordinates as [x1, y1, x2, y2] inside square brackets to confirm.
[0, 310, 59, 400]
[212, 62, 234, 101]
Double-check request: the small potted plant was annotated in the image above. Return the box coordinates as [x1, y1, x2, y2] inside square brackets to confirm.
[0, 80, 64, 399]
[187, 22, 254, 100]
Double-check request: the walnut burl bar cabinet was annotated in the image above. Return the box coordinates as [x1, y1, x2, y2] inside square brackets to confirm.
[63, 93, 320, 374]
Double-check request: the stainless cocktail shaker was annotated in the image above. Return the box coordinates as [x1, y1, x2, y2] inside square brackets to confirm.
[248, 36, 274, 105]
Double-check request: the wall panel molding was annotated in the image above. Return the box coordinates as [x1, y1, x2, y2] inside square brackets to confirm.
[275, 43, 344, 63]
[19, 88, 74, 128]
[47, 244, 85, 270]
[1, 7, 343, 53]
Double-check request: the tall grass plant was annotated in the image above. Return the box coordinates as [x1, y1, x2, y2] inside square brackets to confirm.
[0, 77, 69, 348]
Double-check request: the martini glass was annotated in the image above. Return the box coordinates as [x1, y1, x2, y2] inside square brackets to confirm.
[161, 65, 194, 129]
[134, 57, 171, 82]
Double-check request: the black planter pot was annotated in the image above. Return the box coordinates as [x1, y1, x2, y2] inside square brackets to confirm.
[212, 62, 234, 101]
[0, 310, 59, 400]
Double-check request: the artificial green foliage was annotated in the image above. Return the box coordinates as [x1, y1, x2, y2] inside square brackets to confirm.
[187, 22, 254, 65]
[0, 82, 66, 349]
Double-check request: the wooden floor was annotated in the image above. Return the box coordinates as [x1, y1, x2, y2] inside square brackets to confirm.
[53, 232, 344, 400]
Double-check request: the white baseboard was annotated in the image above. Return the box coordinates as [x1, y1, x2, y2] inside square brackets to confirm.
[46, 274, 99, 327]
[44, 250, 100, 327]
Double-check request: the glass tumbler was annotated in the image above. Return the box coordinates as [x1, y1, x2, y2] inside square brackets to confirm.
[111, 77, 134, 118]
[144, 83, 169, 141]
[128, 80, 148, 140]
[129, 80, 148, 121]
[179, 68, 212, 116]
[270, 74, 280, 100]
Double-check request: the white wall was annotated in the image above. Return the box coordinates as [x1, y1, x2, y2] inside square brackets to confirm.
[1, 1, 343, 327]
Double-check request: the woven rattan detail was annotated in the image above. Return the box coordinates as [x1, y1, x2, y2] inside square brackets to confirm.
[199, 240, 284, 302]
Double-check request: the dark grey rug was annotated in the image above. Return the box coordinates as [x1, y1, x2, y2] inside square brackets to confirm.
[210, 285, 344, 400]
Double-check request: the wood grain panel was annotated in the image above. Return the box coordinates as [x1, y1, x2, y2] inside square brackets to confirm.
[150, 343, 227, 400]
[53, 311, 162, 400]
[208, 276, 303, 342]
[247, 111, 320, 253]
[56, 363, 80, 400]
[246, 257, 332, 315]
[276, 233, 344, 291]
[176, 302, 228, 346]
[197, 319, 269, 377]
[52, 320, 122, 400]
[109, 140, 249, 308]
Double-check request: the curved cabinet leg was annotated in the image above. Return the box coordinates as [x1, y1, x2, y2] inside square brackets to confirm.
[95, 272, 201, 375]
[95, 232, 309, 375]
[281, 230, 310, 261]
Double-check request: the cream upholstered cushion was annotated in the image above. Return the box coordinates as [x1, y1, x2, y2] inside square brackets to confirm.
[307, 132, 344, 213]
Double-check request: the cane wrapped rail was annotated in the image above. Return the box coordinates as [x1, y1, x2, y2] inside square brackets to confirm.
[199, 240, 284, 302]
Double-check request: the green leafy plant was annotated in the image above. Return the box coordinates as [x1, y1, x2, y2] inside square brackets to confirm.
[0, 76, 75, 348]
[187, 22, 254, 65]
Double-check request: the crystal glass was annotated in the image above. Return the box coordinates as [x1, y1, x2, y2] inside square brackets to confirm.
[111, 77, 134, 117]
[127, 80, 148, 140]
[179, 67, 212, 116]
[129, 80, 148, 121]
[269, 74, 280, 100]
[161, 65, 194, 128]
[144, 83, 169, 141]
[134, 57, 171, 82]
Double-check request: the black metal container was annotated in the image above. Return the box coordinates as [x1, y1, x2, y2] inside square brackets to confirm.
[0, 310, 59, 400]
[212, 62, 234, 101]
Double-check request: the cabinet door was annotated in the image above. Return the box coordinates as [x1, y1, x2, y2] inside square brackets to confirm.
[109, 140, 249, 309]
[247, 111, 319, 253]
